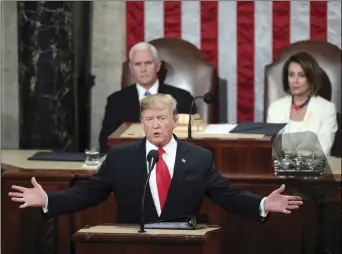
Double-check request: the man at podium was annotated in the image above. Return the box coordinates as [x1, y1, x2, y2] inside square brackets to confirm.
[9, 94, 303, 224]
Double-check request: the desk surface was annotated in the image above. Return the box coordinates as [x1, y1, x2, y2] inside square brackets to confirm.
[1, 149, 341, 177]
[1, 149, 101, 171]
[76, 224, 219, 236]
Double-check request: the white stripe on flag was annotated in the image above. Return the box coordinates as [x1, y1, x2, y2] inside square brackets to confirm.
[219, 1, 237, 123]
[144, 1, 164, 42]
[328, 1, 342, 49]
[218, 1, 237, 124]
[181, 1, 201, 49]
[254, 2, 272, 122]
[127, 1, 341, 123]
[290, 1, 310, 42]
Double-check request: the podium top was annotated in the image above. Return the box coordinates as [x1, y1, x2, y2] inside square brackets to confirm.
[73, 224, 220, 242]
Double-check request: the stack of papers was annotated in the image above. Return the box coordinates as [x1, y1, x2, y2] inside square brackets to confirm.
[202, 124, 237, 134]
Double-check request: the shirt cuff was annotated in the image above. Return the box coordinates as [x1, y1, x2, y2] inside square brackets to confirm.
[42, 193, 48, 213]
[259, 197, 269, 217]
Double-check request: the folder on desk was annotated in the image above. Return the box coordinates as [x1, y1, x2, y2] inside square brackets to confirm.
[229, 122, 287, 135]
[28, 151, 105, 162]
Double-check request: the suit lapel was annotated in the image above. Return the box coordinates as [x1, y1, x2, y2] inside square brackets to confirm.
[136, 138, 159, 222]
[131, 84, 141, 115]
[284, 95, 292, 122]
[303, 96, 314, 123]
[302, 96, 320, 133]
[160, 140, 188, 219]
[157, 83, 168, 94]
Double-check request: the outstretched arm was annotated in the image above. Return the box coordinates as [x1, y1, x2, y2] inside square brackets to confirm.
[206, 162, 264, 221]
[46, 161, 112, 217]
[205, 154, 302, 221]
[9, 156, 113, 218]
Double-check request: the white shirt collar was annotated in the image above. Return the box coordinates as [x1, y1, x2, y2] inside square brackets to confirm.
[145, 136, 177, 158]
[136, 79, 159, 101]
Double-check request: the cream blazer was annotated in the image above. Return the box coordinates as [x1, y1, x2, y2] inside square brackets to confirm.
[267, 95, 338, 156]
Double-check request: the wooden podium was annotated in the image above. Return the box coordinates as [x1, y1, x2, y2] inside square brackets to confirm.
[72, 224, 220, 254]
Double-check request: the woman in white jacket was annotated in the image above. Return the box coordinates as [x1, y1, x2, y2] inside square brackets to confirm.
[267, 52, 338, 156]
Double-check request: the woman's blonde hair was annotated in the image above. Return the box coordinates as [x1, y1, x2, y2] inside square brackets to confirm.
[140, 94, 178, 119]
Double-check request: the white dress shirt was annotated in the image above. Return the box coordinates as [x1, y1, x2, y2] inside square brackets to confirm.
[145, 137, 177, 216]
[136, 80, 159, 101]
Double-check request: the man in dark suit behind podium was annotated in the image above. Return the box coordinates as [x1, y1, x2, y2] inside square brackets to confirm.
[9, 94, 303, 225]
[98, 41, 195, 152]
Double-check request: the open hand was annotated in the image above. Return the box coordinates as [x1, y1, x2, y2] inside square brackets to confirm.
[264, 184, 303, 214]
[8, 177, 47, 208]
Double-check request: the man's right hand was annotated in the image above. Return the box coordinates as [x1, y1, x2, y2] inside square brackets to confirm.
[8, 177, 47, 208]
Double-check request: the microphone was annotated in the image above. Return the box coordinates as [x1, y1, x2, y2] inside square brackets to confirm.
[138, 149, 159, 233]
[187, 92, 214, 139]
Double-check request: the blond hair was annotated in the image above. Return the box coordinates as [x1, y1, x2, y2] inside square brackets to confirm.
[140, 94, 178, 118]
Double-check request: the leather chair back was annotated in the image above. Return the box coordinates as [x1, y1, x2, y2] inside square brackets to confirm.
[264, 40, 341, 156]
[121, 38, 219, 123]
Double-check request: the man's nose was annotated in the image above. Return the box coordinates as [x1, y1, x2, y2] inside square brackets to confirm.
[152, 118, 159, 128]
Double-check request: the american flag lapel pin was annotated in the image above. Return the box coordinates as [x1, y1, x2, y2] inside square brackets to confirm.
[182, 158, 186, 163]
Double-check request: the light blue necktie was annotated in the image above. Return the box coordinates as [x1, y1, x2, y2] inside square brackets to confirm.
[144, 90, 151, 96]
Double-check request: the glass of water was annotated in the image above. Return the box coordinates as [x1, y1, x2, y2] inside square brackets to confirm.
[85, 148, 100, 166]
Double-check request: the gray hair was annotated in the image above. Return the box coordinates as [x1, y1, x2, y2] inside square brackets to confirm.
[129, 42, 159, 62]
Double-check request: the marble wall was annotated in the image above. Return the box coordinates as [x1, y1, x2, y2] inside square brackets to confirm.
[18, 2, 76, 150]
[1, 1, 19, 149]
[90, 2, 126, 148]
[0, 2, 126, 149]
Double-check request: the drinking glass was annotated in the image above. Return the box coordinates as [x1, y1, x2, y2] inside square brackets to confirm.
[85, 148, 100, 166]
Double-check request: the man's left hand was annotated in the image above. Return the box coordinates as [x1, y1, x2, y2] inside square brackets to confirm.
[264, 184, 303, 214]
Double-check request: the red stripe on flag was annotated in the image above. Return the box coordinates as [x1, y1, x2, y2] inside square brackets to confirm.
[126, 1, 145, 60]
[200, 1, 218, 71]
[272, 1, 290, 60]
[237, 1, 255, 122]
[164, 1, 181, 38]
[310, 1, 328, 41]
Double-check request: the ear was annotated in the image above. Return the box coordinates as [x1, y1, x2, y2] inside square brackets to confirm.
[129, 62, 134, 74]
[173, 114, 179, 129]
[155, 60, 161, 72]
[141, 118, 146, 128]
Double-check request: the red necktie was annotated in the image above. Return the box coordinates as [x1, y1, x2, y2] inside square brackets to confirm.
[156, 148, 171, 210]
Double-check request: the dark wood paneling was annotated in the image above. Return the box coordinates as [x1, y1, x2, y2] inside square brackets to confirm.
[107, 123, 274, 174]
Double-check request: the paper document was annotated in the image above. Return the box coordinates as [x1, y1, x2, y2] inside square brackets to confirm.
[203, 124, 237, 134]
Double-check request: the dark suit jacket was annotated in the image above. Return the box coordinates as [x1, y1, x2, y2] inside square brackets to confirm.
[99, 83, 195, 152]
[47, 138, 266, 224]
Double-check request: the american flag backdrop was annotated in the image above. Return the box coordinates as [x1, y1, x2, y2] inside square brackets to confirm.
[125, 1, 341, 123]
